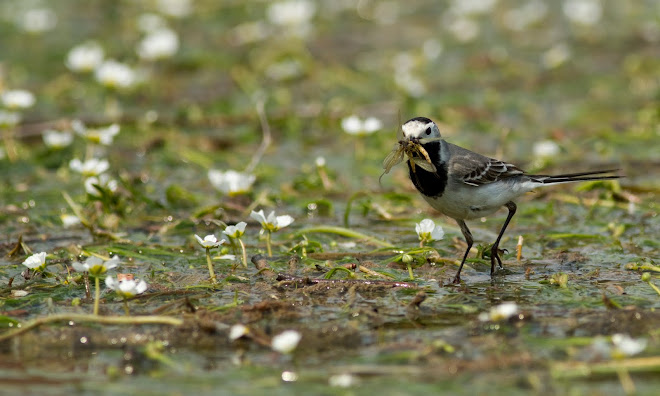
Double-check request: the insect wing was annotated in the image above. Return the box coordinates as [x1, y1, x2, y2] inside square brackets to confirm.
[410, 156, 437, 173]
[382, 144, 405, 173]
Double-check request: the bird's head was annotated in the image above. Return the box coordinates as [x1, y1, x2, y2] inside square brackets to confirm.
[401, 117, 442, 142]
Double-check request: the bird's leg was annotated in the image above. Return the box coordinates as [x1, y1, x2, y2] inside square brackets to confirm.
[453, 219, 473, 284]
[490, 201, 517, 275]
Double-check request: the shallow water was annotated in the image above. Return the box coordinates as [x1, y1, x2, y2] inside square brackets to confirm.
[1, 1, 659, 394]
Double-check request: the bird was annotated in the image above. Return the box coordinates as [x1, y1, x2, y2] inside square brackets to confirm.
[383, 116, 621, 283]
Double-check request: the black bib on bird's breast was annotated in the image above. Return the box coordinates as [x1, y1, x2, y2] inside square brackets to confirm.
[407, 141, 447, 197]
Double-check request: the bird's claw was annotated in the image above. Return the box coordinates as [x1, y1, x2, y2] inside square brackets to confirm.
[490, 246, 504, 274]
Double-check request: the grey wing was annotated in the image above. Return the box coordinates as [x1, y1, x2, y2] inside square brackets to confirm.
[447, 144, 525, 186]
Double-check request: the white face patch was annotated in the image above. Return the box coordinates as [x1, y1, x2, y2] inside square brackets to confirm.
[402, 120, 436, 139]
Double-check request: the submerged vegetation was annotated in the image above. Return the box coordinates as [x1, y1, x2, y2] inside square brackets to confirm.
[0, 0, 658, 394]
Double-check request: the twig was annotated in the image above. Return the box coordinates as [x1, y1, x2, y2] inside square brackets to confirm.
[0, 313, 183, 343]
[275, 273, 416, 288]
[244, 99, 272, 174]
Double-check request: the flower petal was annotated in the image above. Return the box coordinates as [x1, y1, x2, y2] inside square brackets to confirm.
[135, 280, 148, 294]
[275, 215, 294, 229]
[106, 275, 117, 290]
[271, 330, 302, 354]
[250, 210, 267, 226]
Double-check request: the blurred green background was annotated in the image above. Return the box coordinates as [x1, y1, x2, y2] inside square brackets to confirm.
[0, 1, 659, 394]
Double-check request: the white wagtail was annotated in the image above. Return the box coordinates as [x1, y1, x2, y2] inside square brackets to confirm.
[383, 116, 621, 283]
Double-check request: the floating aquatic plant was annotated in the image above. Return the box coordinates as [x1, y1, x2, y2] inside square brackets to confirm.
[106, 275, 148, 315]
[271, 330, 302, 354]
[223, 222, 248, 268]
[415, 218, 444, 247]
[72, 255, 120, 315]
[250, 210, 294, 257]
[22, 252, 47, 273]
[195, 234, 225, 284]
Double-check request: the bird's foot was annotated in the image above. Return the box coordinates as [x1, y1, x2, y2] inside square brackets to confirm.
[490, 246, 505, 275]
[452, 275, 461, 284]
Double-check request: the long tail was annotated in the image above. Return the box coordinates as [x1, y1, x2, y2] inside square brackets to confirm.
[529, 169, 622, 185]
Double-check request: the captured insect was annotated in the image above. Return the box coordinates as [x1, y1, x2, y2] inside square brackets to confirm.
[380, 120, 442, 183]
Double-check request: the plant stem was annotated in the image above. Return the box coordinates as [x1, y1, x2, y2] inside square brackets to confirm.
[2, 128, 18, 162]
[205, 248, 217, 283]
[294, 225, 393, 248]
[238, 238, 248, 268]
[0, 313, 184, 343]
[85, 142, 94, 162]
[94, 276, 100, 315]
[647, 280, 660, 296]
[266, 231, 273, 257]
[123, 299, 130, 316]
[406, 262, 415, 280]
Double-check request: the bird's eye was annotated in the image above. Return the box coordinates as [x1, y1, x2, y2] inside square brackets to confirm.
[425, 128, 431, 135]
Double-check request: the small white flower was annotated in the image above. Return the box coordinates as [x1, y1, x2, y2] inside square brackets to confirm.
[363, 117, 383, 133]
[229, 324, 249, 341]
[611, 334, 647, 357]
[271, 330, 302, 354]
[479, 302, 519, 322]
[61, 214, 81, 228]
[394, 72, 427, 97]
[156, 0, 193, 18]
[23, 252, 47, 271]
[0, 110, 21, 128]
[70, 158, 110, 177]
[422, 39, 444, 60]
[195, 234, 224, 249]
[66, 42, 104, 72]
[85, 174, 118, 196]
[106, 276, 148, 298]
[43, 129, 74, 149]
[250, 209, 294, 232]
[315, 156, 326, 167]
[208, 169, 256, 196]
[1, 89, 35, 110]
[216, 254, 237, 260]
[341, 115, 362, 135]
[445, 17, 479, 43]
[18, 7, 57, 33]
[415, 219, 445, 243]
[563, 0, 602, 26]
[329, 373, 359, 388]
[503, 1, 548, 32]
[533, 140, 560, 158]
[137, 13, 168, 33]
[341, 115, 382, 136]
[95, 60, 137, 89]
[72, 120, 120, 145]
[72, 255, 120, 277]
[223, 222, 247, 239]
[137, 28, 179, 60]
[267, 1, 316, 26]
[541, 43, 571, 69]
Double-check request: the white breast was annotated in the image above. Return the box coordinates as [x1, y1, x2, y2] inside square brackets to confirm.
[421, 178, 537, 220]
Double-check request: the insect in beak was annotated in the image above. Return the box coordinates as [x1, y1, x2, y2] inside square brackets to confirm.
[380, 135, 439, 184]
